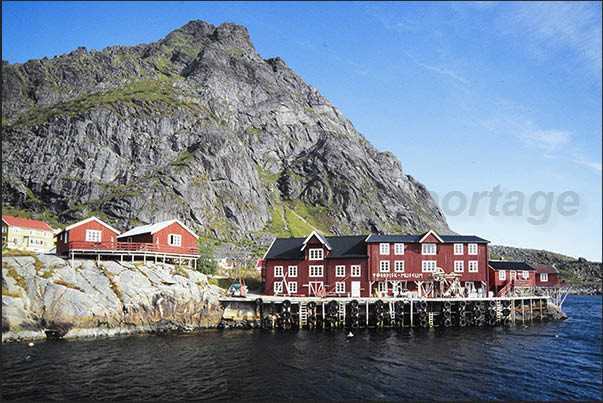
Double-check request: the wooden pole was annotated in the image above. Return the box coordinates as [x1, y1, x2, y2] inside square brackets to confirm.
[410, 299, 414, 327]
[365, 300, 369, 327]
[539, 299, 543, 321]
[521, 299, 525, 324]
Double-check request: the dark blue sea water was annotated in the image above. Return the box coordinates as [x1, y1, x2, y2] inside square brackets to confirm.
[2, 295, 601, 401]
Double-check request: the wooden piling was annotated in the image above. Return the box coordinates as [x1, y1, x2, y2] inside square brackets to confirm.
[410, 300, 414, 328]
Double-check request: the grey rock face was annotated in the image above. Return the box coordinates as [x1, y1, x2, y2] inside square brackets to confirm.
[2, 255, 223, 341]
[2, 20, 450, 242]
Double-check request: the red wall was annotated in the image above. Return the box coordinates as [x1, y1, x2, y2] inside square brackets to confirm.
[489, 268, 537, 289]
[367, 242, 489, 283]
[536, 272, 559, 287]
[153, 222, 197, 248]
[56, 220, 119, 254]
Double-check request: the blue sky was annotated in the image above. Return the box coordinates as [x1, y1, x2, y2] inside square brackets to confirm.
[3, 1, 602, 260]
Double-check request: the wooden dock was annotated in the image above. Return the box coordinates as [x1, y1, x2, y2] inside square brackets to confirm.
[219, 295, 552, 329]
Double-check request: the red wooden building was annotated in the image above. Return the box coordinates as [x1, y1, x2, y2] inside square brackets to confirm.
[531, 264, 560, 287]
[488, 260, 536, 296]
[117, 218, 198, 254]
[261, 229, 490, 298]
[56, 216, 120, 254]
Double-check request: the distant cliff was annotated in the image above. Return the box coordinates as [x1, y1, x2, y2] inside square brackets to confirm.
[2, 254, 224, 342]
[2, 20, 449, 244]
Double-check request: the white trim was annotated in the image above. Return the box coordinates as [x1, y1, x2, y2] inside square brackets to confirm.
[118, 218, 198, 240]
[168, 233, 182, 246]
[419, 229, 444, 243]
[422, 243, 437, 255]
[335, 265, 345, 277]
[288, 281, 298, 293]
[309, 248, 324, 260]
[380, 243, 390, 255]
[335, 282, 345, 294]
[422, 260, 437, 272]
[468, 243, 478, 255]
[351, 265, 361, 277]
[274, 281, 283, 294]
[262, 237, 277, 260]
[499, 270, 506, 281]
[85, 229, 102, 242]
[394, 243, 404, 255]
[380, 260, 390, 272]
[454, 260, 464, 273]
[394, 260, 405, 272]
[468, 261, 478, 272]
[65, 216, 120, 235]
[309, 265, 323, 277]
[540, 273, 548, 282]
[288, 265, 297, 277]
[301, 230, 332, 251]
[453, 243, 464, 255]
[274, 266, 284, 277]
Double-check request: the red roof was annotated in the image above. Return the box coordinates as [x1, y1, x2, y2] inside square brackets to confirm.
[531, 264, 559, 274]
[2, 215, 54, 232]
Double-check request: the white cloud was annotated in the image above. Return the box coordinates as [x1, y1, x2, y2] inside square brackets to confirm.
[520, 130, 571, 156]
[573, 159, 603, 173]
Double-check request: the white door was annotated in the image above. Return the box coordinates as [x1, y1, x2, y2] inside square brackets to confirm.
[351, 281, 361, 297]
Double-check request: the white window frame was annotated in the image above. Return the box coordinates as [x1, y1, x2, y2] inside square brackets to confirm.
[86, 229, 102, 242]
[274, 281, 283, 294]
[288, 266, 297, 277]
[510, 270, 517, 280]
[454, 261, 464, 273]
[378, 282, 388, 293]
[468, 261, 478, 273]
[522, 271, 529, 279]
[394, 243, 404, 255]
[309, 248, 324, 260]
[309, 265, 323, 277]
[422, 243, 436, 255]
[336, 265, 345, 277]
[422, 260, 437, 272]
[13, 227, 20, 233]
[468, 243, 478, 255]
[380, 243, 390, 255]
[351, 265, 361, 277]
[168, 234, 182, 246]
[499, 270, 506, 281]
[288, 281, 297, 293]
[274, 266, 283, 277]
[394, 260, 405, 272]
[540, 273, 548, 282]
[454, 243, 464, 255]
[336, 282, 345, 294]
[380, 260, 390, 272]
[1, 227, 6, 233]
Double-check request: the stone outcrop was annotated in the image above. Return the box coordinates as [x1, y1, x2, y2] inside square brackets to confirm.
[2, 254, 223, 342]
[2, 20, 449, 245]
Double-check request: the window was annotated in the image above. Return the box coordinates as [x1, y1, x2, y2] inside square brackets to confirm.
[309, 248, 324, 260]
[422, 260, 437, 272]
[13, 228, 20, 233]
[540, 273, 548, 282]
[394, 243, 404, 255]
[1, 227, 6, 233]
[86, 230, 101, 242]
[394, 261, 405, 272]
[274, 282, 282, 294]
[468, 261, 478, 272]
[422, 243, 436, 255]
[378, 282, 388, 293]
[336, 265, 345, 277]
[288, 282, 297, 293]
[510, 270, 517, 280]
[454, 243, 464, 255]
[499, 270, 506, 281]
[468, 243, 478, 255]
[351, 265, 361, 277]
[380, 260, 390, 272]
[309, 265, 323, 277]
[168, 234, 182, 246]
[274, 266, 283, 277]
[454, 261, 464, 273]
[288, 266, 297, 277]
[336, 282, 345, 293]
[65, 232, 68, 243]
[522, 271, 529, 279]
[380, 243, 390, 255]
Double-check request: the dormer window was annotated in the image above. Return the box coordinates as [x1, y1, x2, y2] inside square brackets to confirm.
[422, 243, 436, 255]
[309, 248, 323, 260]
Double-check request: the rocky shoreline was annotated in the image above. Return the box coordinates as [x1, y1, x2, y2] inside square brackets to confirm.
[2, 254, 225, 342]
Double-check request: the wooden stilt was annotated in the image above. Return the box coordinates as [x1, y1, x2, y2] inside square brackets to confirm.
[120, 255, 123, 264]
[71, 252, 74, 267]
[521, 299, 525, 323]
[365, 300, 369, 327]
[539, 299, 543, 321]
[530, 299, 533, 323]
[410, 300, 414, 327]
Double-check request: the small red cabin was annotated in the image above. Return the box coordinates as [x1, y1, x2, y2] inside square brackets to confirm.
[117, 219, 198, 254]
[56, 216, 120, 254]
[531, 264, 560, 287]
[488, 260, 536, 296]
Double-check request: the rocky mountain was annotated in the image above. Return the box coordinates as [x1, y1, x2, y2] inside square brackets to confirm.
[2, 20, 449, 245]
[489, 245, 602, 287]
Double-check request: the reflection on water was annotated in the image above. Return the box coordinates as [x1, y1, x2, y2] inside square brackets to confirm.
[2, 296, 601, 400]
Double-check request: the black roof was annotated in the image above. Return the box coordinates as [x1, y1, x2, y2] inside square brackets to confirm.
[264, 235, 368, 260]
[488, 261, 535, 271]
[365, 234, 489, 243]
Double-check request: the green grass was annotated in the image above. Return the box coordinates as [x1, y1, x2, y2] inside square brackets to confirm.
[5, 267, 27, 291]
[226, 48, 243, 56]
[284, 206, 315, 237]
[2, 248, 38, 258]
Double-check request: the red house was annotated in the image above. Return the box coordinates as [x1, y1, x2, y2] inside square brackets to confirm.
[56, 216, 120, 254]
[531, 264, 560, 287]
[262, 229, 490, 298]
[117, 218, 198, 255]
[488, 260, 536, 296]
